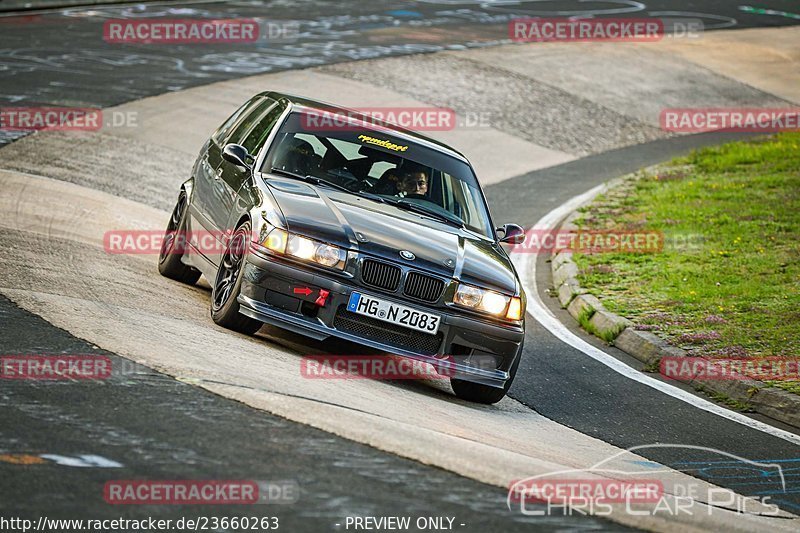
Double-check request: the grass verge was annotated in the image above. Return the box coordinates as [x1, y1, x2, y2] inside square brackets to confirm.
[572, 133, 799, 394]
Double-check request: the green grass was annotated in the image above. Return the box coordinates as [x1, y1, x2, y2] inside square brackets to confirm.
[577, 307, 598, 337]
[573, 133, 800, 393]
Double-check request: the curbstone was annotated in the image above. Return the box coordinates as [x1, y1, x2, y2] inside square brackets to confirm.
[567, 294, 603, 321]
[552, 251, 574, 270]
[693, 374, 800, 429]
[557, 278, 586, 307]
[588, 310, 632, 341]
[563, 211, 581, 226]
[695, 377, 762, 399]
[749, 388, 800, 428]
[552, 261, 579, 287]
[560, 221, 579, 233]
[559, 212, 580, 233]
[614, 328, 684, 366]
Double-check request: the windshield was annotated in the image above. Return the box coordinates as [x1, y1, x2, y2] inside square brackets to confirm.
[261, 111, 494, 237]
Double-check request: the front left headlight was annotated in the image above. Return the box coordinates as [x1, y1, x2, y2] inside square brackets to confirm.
[453, 283, 525, 320]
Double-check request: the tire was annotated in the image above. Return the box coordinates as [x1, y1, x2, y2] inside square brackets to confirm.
[158, 192, 201, 285]
[210, 221, 263, 335]
[451, 348, 522, 404]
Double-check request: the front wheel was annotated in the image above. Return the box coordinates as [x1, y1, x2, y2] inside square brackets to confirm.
[450, 348, 521, 404]
[210, 221, 263, 335]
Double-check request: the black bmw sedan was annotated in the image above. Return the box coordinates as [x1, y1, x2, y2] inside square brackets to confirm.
[159, 92, 527, 404]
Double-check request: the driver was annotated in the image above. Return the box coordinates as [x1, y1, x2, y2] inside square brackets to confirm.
[275, 136, 319, 176]
[397, 169, 429, 197]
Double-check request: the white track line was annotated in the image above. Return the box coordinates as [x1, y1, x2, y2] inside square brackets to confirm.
[511, 184, 800, 447]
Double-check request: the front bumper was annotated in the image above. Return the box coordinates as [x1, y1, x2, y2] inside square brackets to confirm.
[237, 248, 525, 388]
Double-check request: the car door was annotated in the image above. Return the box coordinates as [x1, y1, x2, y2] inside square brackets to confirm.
[192, 96, 263, 238]
[208, 98, 284, 264]
[223, 99, 288, 241]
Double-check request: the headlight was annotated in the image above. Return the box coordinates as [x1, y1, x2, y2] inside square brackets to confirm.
[480, 291, 509, 315]
[506, 297, 523, 320]
[263, 228, 288, 253]
[453, 284, 482, 307]
[314, 244, 342, 267]
[287, 234, 316, 260]
[257, 225, 345, 270]
[287, 234, 344, 268]
[453, 283, 512, 317]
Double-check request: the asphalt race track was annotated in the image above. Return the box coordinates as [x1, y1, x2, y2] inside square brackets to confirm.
[1, 0, 799, 111]
[1, 1, 800, 532]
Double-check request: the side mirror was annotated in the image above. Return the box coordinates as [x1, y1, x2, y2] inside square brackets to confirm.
[496, 223, 525, 245]
[222, 143, 251, 170]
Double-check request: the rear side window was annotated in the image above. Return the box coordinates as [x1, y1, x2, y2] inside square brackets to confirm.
[241, 103, 284, 155]
[211, 97, 262, 145]
[227, 98, 276, 149]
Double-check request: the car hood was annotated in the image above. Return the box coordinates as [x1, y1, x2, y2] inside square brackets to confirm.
[265, 177, 519, 294]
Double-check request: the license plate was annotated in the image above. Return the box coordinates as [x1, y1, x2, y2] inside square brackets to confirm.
[347, 292, 441, 334]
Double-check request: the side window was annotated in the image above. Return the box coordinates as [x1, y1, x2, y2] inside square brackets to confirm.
[227, 98, 276, 150]
[241, 103, 285, 155]
[212, 97, 261, 145]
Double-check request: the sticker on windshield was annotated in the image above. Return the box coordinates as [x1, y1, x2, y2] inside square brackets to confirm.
[357, 134, 408, 152]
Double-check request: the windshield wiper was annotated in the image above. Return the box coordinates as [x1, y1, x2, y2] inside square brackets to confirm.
[269, 167, 396, 207]
[391, 199, 466, 229]
[356, 191, 388, 204]
[269, 167, 355, 195]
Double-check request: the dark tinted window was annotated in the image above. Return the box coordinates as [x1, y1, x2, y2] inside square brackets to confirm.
[241, 103, 284, 154]
[212, 96, 262, 145]
[227, 98, 276, 149]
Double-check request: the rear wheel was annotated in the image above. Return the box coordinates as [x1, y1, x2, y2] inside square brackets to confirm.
[158, 192, 201, 284]
[450, 348, 521, 404]
[210, 221, 263, 335]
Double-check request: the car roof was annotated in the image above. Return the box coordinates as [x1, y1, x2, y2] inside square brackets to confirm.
[259, 91, 469, 163]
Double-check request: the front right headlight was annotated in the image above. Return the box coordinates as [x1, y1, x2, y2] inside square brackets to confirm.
[287, 234, 316, 259]
[263, 227, 288, 253]
[314, 243, 343, 267]
[255, 219, 345, 271]
[285, 234, 345, 269]
[453, 283, 511, 316]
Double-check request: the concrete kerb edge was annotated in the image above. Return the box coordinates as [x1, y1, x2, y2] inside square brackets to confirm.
[546, 166, 800, 430]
